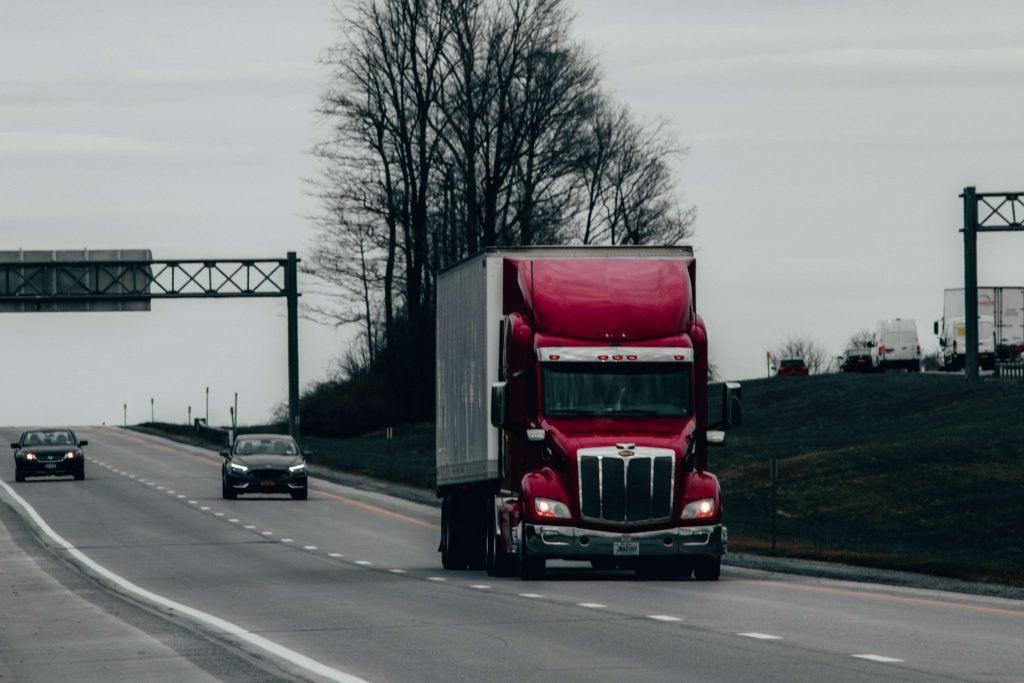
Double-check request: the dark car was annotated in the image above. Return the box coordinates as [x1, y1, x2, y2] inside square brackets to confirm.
[221, 434, 308, 500]
[12, 429, 87, 482]
[776, 358, 809, 377]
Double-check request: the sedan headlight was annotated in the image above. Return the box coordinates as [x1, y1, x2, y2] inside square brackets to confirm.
[288, 463, 306, 473]
[534, 497, 571, 519]
[24, 452, 36, 461]
[229, 462, 249, 473]
[681, 498, 716, 520]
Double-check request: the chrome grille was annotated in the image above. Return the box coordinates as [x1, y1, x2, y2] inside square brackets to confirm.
[578, 448, 674, 525]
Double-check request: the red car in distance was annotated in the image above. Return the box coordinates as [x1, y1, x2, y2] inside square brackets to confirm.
[776, 358, 809, 377]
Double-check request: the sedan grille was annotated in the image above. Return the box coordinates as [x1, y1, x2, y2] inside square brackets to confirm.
[578, 448, 674, 525]
[250, 469, 286, 481]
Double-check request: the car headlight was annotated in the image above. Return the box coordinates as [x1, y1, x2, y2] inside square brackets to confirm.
[288, 463, 306, 473]
[24, 452, 36, 460]
[229, 462, 249, 473]
[681, 498, 716, 520]
[66, 451, 76, 459]
[534, 497, 571, 519]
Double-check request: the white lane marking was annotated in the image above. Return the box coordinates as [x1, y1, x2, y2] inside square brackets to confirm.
[389, 569, 406, 574]
[177, 495, 186, 499]
[0, 480, 367, 683]
[328, 553, 343, 558]
[647, 615, 683, 622]
[303, 546, 318, 550]
[244, 525, 256, 530]
[738, 633, 782, 640]
[577, 602, 606, 609]
[852, 654, 904, 663]
[200, 507, 210, 511]
[354, 560, 372, 566]
[518, 593, 543, 599]
[129, 475, 137, 479]
[157, 486, 165, 490]
[229, 519, 240, 523]
[261, 531, 274, 536]
[147, 483, 156, 487]
[188, 501, 198, 505]
[214, 512, 224, 517]
[470, 584, 491, 590]
[281, 539, 294, 544]
[427, 576, 446, 582]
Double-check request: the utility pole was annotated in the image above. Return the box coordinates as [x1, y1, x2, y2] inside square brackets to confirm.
[150, 397, 154, 423]
[123, 403, 127, 428]
[205, 386, 210, 424]
[188, 405, 192, 426]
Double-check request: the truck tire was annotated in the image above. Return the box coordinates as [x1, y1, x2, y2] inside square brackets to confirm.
[518, 520, 545, 581]
[441, 496, 469, 570]
[485, 504, 516, 577]
[693, 555, 721, 581]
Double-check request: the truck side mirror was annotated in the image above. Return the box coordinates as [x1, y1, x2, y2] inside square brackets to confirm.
[933, 321, 939, 335]
[490, 382, 508, 429]
[721, 382, 743, 430]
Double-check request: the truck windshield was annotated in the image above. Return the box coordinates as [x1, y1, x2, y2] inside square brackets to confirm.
[542, 363, 691, 418]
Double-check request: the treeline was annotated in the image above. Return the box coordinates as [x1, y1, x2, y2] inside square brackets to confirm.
[304, 0, 694, 437]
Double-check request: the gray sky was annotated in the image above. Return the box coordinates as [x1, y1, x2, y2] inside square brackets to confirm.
[2, 1, 1023, 425]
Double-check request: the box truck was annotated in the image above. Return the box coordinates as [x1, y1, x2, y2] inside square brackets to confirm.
[435, 247, 741, 581]
[937, 288, 1024, 361]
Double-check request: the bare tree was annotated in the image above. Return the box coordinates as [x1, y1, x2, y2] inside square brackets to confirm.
[771, 335, 833, 375]
[846, 328, 875, 349]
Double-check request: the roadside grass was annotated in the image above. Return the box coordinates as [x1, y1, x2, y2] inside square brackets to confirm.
[717, 373, 1024, 585]
[303, 422, 436, 490]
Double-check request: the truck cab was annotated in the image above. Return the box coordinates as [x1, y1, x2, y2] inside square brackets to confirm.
[436, 247, 741, 581]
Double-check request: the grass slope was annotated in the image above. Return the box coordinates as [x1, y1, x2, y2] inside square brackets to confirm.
[717, 373, 1024, 584]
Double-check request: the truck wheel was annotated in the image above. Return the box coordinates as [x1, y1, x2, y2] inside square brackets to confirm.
[693, 556, 721, 581]
[441, 496, 469, 570]
[518, 520, 545, 581]
[485, 505, 516, 577]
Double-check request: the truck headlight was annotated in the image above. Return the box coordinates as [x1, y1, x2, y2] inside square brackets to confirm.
[681, 498, 716, 520]
[534, 497, 571, 519]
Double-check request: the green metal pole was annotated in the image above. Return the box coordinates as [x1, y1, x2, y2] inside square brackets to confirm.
[963, 187, 979, 385]
[286, 252, 301, 443]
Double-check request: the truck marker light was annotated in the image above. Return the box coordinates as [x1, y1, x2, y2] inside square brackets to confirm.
[674, 355, 685, 361]
[548, 354, 560, 360]
[598, 355, 609, 361]
[627, 355, 637, 361]
[612, 355, 623, 361]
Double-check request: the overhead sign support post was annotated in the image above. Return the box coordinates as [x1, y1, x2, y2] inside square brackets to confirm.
[0, 250, 303, 443]
[961, 188, 1024, 386]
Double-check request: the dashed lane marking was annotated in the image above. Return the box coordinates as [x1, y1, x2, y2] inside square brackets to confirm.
[738, 633, 782, 640]
[852, 654, 904, 663]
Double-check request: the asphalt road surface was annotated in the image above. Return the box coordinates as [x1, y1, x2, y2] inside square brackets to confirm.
[1, 427, 1022, 683]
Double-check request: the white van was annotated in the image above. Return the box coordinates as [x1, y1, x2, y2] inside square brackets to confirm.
[939, 316, 996, 371]
[873, 319, 921, 372]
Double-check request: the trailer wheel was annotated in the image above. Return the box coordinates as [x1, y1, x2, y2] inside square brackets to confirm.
[441, 496, 469, 570]
[693, 556, 721, 581]
[518, 520, 545, 581]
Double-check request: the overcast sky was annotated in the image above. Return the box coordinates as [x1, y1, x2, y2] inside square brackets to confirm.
[2, 1, 1023, 426]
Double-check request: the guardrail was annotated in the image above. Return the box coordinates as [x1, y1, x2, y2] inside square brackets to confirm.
[995, 362, 1024, 380]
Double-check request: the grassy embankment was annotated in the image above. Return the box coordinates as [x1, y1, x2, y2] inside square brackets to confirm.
[171, 373, 1024, 585]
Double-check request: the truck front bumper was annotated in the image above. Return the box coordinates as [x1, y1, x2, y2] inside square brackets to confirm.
[523, 523, 726, 559]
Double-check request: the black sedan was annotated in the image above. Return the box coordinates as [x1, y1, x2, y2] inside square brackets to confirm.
[221, 434, 308, 500]
[12, 429, 87, 482]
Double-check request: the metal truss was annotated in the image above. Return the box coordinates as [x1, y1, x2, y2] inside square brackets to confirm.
[973, 192, 1024, 232]
[0, 258, 289, 302]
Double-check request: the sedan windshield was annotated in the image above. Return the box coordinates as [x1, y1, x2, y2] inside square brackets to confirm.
[22, 430, 75, 446]
[542, 362, 691, 418]
[234, 438, 298, 456]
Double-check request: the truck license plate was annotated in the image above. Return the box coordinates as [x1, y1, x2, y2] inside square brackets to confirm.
[613, 541, 639, 556]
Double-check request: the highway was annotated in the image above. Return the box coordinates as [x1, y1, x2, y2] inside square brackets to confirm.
[1, 427, 1022, 683]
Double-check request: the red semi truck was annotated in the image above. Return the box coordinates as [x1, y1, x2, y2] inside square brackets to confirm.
[436, 246, 741, 580]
